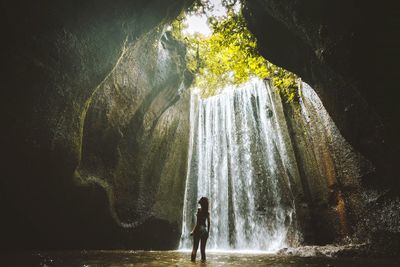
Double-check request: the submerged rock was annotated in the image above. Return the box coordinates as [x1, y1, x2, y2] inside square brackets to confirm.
[277, 244, 368, 257]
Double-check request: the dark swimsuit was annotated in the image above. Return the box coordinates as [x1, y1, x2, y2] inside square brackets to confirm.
[195, 208, 209, 238]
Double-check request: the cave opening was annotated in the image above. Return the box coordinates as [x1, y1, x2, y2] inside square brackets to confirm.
[169, 0, 370, 252]
[175, 0, 300, 252]
[2, 0, 399, 263]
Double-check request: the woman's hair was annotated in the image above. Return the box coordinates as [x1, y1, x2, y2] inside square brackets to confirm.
[198, 197, 209, 212]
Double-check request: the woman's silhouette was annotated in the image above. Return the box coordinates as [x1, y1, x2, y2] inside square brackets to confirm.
[190, 197, 210, 262]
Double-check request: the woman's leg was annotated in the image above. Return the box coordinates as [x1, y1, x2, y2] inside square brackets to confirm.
[200, 236, 208, 261]
[191, 235, 200, 261]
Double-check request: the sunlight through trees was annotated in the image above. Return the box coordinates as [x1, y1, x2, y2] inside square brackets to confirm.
[170, 0, 299, 101]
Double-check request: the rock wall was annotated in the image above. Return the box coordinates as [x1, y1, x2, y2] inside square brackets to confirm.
[244, 0, 400, 246]
[244, 0, 399, 189]
[2, 0, 398, 251]
[283, 83, 373, 244]
[79, 30, 192, 248]
[1, 0, 193, 249]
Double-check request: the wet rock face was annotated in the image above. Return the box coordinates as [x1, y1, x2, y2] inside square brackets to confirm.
[244, 0, 399, 248]
[1, 0, 193, 249]
[283, 83, 374, 244]
[244, 0, 398, 190]
[80, 29, 191, 240]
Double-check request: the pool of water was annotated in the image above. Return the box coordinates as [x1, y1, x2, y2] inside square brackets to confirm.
[2, 250, 399, 267]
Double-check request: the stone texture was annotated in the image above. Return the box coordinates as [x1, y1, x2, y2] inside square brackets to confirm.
[1, 0, 398, 252]
[79, 29, 192, 248]
[244, 0, 400, 248]
[281, 83, 374, 244]
[1, 0, 193, 249]
[244, 0, 399, 190]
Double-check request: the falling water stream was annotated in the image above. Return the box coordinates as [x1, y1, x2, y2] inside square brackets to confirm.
[180, 78, 301, 252]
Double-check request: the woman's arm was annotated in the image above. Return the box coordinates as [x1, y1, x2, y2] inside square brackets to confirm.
[190, 224, 198, 236]
[191, 209, 200, 235]
[207, 214, 210, 233]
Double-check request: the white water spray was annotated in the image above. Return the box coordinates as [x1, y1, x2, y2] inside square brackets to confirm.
[180, 78, 300, 252]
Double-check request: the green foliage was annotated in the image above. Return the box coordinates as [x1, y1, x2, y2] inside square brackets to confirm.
[171, 8, 299, 101]
[188, 0, 239, 14]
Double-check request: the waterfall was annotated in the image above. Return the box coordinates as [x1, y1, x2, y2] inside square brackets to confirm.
[180, 78, 299, 252]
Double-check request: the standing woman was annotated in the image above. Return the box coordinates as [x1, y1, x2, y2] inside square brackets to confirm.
[190, 197, 210, 262]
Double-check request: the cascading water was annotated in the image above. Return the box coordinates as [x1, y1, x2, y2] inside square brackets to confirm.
[180, 78, 300, 252]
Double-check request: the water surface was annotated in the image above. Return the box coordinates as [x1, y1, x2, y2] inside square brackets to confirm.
[2, 250, 399, 267]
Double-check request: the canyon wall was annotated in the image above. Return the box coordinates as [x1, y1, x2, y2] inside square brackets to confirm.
[1, 0, 398, 251]
[1, 0, 193, 249]
[244, 0, 399, 248]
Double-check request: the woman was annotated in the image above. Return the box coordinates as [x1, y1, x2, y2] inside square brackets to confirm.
[190, 197, 210, 262]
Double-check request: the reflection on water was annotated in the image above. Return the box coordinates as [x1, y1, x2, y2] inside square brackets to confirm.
[2, 250, 399, 267]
